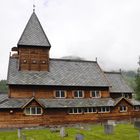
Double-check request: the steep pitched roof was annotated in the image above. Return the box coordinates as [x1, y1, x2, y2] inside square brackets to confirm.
[18, 12, 51, 47]
[114, 97, 133, 106]
[104, 72, 133, 93]
[7, 58, 109, 87]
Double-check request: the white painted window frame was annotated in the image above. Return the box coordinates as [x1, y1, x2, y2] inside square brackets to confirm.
[90, 90, 101, 98]
[24, 107, 43, 115]
[55, 90, 66, 98]
[119, 106, 127, 112]
[98, 107, 110, 113]
[68, 108, 83, 114]
[84, 107, 97, 113]
[73, 90, 84, 98]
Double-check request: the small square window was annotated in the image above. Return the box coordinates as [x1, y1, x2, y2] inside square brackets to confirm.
[134, 106, 139, 111]
[74, 90, 84, 98]
[23, 59, 27, 63]
[120, 106, 127, 112]
[84, 108, 97, 113]
[55, 90, 66, 98]
[42, 60, 46, 64]
[91, 91, 101, 98]
[68, 108, 83, 114]
[99, 107, 110, 113]
[32, 60, 37, 64]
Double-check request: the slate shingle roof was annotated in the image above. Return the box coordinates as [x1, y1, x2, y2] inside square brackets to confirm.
[18, 12, 51, 47]
[0, 94, 140, 108]
[7, 58, 109, 87]
[104, 72, 133, 93]
[0, 98, 29, 109]
[39, 98, 114, 108]
[129, 99, 140, 106]
[0, 94, 8, 104]
[0, 97, 114, 108]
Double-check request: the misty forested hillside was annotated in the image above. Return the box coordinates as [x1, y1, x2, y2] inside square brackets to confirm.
[0, 71, 136, 93]
[0, 80, 8, 93]
[122, 70, 136, 90]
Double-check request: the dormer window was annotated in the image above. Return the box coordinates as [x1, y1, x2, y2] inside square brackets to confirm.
[91, 91, 101, 98]
[74, 90, 84, 98]
[24, 107, 43, 115]
[120, 106, 127, 112]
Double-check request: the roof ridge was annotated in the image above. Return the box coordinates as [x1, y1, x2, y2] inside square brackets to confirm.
[50, 58, 97, 63]
[104, 71, 121, 74]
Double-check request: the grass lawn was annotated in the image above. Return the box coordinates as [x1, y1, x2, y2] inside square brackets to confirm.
[0, 123, 139, 140]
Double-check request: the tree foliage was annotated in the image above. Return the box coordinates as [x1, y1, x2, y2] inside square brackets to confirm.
[0, 80, 8, 93]
[122, 70, 136, 90]
[135, 71, 140, 100]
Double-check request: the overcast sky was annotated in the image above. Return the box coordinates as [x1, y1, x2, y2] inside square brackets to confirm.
[0, 0, 140, 79]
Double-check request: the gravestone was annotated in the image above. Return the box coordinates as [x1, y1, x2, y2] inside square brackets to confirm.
[21, 134, 26, 140]
[50, 127, 60, 133]
[134, 121, 140, 129]
[60, 127, 67, 137]
[104, 124, 114, 134]
[107, 120, 116, 126]
[134, 121, 140, 140]
[17, 128, 21, 139]
[75, 133, 84, 140]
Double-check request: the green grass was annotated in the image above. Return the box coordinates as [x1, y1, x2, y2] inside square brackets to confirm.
[0, 124, 139, 140]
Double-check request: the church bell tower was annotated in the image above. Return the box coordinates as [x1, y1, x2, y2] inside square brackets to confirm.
[17, 11, 51, 71]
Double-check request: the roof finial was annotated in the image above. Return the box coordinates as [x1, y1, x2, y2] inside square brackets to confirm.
[33, 0, 36, 12]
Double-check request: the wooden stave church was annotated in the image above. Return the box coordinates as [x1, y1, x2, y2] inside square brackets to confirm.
[0, 11, 140, 128]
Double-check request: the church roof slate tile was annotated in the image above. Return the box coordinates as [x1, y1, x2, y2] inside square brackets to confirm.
[0, 95, 139, 108]
[18, 12, 51, 47]
[104, 72, 133, 93]
[7, 58, 109, 87]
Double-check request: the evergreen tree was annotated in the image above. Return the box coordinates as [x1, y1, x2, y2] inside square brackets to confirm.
[0, 80, 8, 93]
[135, 57, 140, 100]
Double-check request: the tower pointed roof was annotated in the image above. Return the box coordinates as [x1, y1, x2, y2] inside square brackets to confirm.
[18, 12, 51, 47]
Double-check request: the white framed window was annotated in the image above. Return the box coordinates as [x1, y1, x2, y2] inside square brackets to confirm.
[134, 106, 140, 111]
[55, 90, 66, 98]
[90, 90, 101, 98]
[98, 107, 110, 113]
[69, 108, 83, 114]
[84, 108, 97, 113]
[120, 106, 127, 112]
[24, 107, 43, 115]
[122, 93, 129, 98]
[74, 90, 84, 98]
